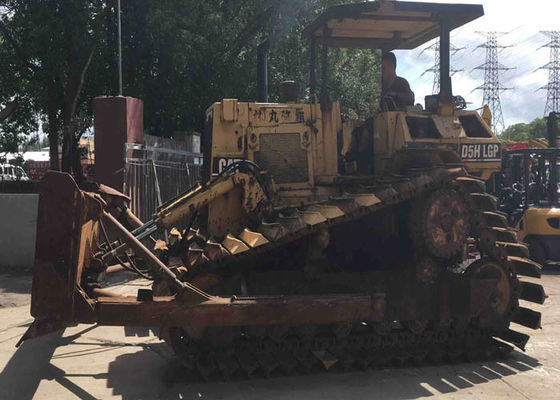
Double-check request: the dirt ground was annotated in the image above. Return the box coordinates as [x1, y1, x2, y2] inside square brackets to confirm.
[0, 269, 558, 400]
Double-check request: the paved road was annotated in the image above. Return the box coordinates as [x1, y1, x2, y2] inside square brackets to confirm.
[0, 270, 558, 400]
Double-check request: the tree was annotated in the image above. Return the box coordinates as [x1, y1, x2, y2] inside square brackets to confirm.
[118, 0, 380, 135]
[0, 33, 38, 155]
[500, 117, 547, 142]
[1, 0, 382, 171]
[0, 0, 110, 181]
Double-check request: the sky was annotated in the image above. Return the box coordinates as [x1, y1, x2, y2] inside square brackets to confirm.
[393, 0, 559, 131]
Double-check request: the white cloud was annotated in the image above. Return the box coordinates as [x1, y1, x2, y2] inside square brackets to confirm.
[395, 0, 560, 128]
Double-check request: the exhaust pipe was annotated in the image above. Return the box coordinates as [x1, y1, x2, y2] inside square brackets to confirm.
[257, 39, 270, 102]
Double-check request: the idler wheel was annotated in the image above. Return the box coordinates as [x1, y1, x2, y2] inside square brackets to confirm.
[412, 188, 470, 261]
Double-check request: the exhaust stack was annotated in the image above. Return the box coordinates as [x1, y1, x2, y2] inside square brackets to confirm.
[257, 39, 270, 102]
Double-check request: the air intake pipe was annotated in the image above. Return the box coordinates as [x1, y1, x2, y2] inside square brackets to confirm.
[257, 39, 270, 102]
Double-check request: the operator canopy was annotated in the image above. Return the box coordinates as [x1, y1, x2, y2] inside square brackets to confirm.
[302, 1, 484, 50]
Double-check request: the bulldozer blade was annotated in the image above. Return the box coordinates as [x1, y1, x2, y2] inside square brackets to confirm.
[16, 317, 65, 347]
[512, 307, 542, 330]
[29, 172, 102, 330]
[519, 281, 547, 304]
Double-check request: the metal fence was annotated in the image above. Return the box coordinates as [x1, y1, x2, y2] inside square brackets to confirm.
[124, 142, 202, 223]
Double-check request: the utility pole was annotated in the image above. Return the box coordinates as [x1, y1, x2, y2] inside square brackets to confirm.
[538, 31, 560, 116]
[473, 31, 512, 134]
[420, 39, 463, 95]
[117, 0, 122, 96]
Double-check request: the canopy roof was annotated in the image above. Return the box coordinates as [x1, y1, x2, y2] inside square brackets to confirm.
[302, 1, 483, 50]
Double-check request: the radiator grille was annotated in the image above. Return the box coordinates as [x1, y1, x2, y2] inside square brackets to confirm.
[254, 133, 308, 184]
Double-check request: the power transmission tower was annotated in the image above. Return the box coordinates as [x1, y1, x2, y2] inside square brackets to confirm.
[537, 31, 560, 116]
[420, 39, 463, 94]
[473, 31, 512, 134]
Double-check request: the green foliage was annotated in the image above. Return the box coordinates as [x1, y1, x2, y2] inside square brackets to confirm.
[0, 0, 382, 147]
[500, 117, 547, 142]
[0, 32, 38, 153]
[0, 0, 110, 174]
[118, 0, 381, 135]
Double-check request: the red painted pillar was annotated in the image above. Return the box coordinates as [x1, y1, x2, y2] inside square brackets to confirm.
[93, 96, 143, 191]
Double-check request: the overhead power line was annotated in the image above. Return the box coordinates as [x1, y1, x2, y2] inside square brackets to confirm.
[472, 31, 513, 134]
[537, 31, 560, 116]
[420, 39, 464, 94]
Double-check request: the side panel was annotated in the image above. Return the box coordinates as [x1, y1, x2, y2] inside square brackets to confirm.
[374, 110, 501, 179]
[373, 112, 403, 173]
[247, 103, 315, 189]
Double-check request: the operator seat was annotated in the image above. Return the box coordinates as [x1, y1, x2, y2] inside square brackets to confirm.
[345, 117, 375, 175]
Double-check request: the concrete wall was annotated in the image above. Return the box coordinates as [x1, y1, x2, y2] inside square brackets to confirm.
[0, 194, 38, 269]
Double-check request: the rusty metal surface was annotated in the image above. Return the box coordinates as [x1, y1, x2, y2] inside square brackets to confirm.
[30, 172, 99, 322]
[93, 293, 386, 328]
[23, 165, 545, 381]
[102, 211, 209, 302]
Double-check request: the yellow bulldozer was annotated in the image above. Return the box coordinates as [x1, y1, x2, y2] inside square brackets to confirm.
[21, 1, 544, 379]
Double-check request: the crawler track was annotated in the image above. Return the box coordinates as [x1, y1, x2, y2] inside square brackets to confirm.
[158, 166, 546, 380]
[169, 321, 516, 381]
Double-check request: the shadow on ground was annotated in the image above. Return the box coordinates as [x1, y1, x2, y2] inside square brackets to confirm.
[0, 327, 97, 400]
[0, 327, 543, 400]
[104, 345, 542, 400]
